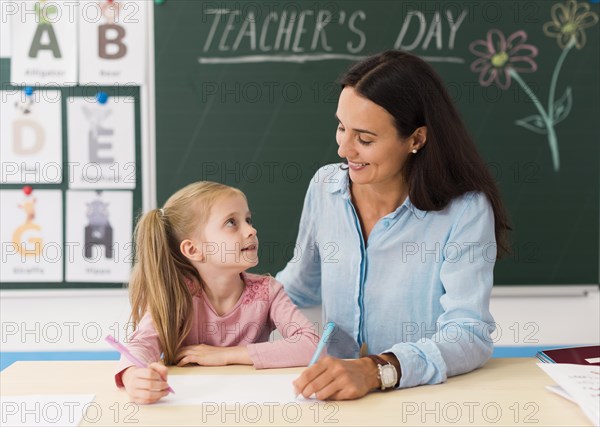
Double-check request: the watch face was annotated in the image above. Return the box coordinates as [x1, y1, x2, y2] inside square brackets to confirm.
[381, 365, 397, 388]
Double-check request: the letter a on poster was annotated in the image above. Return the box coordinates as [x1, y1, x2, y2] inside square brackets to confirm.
[11, 0, 78, 85]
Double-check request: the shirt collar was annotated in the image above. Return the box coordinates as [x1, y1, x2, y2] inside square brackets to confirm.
[328, 166, 427, 219]
[326, 164, 349, 196]
[397, 197, 428, 220]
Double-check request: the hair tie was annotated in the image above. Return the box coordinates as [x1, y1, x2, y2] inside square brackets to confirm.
[159, 208, 165, 216]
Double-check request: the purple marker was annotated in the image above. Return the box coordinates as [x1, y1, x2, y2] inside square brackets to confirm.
[105, 335, 175, 394]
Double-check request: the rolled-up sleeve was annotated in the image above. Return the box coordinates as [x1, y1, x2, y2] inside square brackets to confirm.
[386, 192, 496, 388]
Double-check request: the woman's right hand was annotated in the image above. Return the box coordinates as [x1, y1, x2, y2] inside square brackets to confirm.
[121, 363, 171, 404]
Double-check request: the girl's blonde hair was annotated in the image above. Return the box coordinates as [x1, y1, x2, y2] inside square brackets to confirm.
[128, 181, 244, 365]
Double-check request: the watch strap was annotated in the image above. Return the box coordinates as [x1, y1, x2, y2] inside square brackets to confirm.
[365, 354, 392, 390]
[365, 354, 389, 368]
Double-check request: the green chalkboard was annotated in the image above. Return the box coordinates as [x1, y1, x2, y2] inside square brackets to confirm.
[154, 0, 599, 285]
[0, 58, 143, 289]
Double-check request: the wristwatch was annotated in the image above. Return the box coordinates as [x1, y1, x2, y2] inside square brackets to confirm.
[365, 354, 398, 390]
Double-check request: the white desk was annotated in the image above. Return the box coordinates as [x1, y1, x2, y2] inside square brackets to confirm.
[0, 358, 591, 426]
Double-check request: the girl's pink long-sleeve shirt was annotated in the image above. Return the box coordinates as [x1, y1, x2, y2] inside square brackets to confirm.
[115, 272, 319, 387]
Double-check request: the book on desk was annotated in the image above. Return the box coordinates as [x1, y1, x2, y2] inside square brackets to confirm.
[536, 345, 600, 365]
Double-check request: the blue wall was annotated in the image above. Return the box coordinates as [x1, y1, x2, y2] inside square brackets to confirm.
[1, 346, 570, 371]
[1, 351, 120, 371]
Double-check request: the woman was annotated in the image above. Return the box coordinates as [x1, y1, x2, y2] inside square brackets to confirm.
[276, 50, 511, 400]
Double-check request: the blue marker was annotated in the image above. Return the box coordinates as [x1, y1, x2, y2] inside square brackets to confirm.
[308, 322, 335, 366]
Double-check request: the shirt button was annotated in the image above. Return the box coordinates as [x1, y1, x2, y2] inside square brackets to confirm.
[382, 219, 390, 228]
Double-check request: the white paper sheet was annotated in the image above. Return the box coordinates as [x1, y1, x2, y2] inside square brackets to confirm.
[0, 394, 95, 426]
[538, 363, 600, 427]
[154, 374, 317, 406]
[546, 385, 576, 403]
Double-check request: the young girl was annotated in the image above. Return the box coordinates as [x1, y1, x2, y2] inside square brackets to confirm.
[115, 181, 319, 404]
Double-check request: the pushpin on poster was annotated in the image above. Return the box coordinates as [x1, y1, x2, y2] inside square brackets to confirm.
[15, 87, 34, 114]
[96, 91, 109, 105]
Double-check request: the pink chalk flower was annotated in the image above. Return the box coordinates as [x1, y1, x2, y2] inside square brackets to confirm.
[469, 30, 538, 90]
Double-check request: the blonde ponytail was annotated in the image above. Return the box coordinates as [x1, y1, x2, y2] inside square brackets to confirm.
[128, 182, 243, 365]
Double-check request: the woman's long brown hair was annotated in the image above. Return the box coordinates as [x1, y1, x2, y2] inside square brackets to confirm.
[340, 50, 512, 257]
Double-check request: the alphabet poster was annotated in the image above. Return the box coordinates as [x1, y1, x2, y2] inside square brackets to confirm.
[0, 90, 63, 184]
[67, 96, 136, 189]
[10, 0, 78, 85]
[78, 0, 146, 84]
[0, 10, 10, 58]
[0, 189, 63, 282]
[65, 190, 133, 282]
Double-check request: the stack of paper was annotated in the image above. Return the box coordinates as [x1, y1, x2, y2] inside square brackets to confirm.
[538, 363, 599, 427]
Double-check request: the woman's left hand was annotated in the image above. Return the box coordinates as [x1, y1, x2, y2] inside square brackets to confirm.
[175, 344, 250, 367]
[293, 356, 379, 400]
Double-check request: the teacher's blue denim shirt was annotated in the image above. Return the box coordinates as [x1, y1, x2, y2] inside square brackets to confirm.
[276, 164, 496, 388]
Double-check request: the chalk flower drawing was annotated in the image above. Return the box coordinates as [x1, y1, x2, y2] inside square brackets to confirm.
[469, 0, 598, 172]
[469, 29, 538, 90]
[543, 0, 599, 49]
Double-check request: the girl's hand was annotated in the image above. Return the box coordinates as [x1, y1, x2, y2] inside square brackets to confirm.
[121, 363, 170, 404]
[293, 357, 379, 400]
[175, 344, 251, 366]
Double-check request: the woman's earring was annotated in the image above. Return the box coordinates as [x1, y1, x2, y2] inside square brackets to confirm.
[412, 149, 418, 154]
